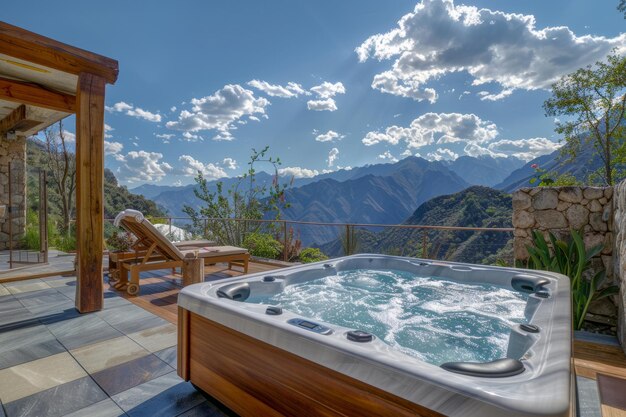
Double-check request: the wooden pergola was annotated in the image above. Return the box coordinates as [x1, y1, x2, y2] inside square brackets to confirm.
[0, 22, 118, 312]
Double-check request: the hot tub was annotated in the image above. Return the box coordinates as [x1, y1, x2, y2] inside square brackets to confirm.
[177, 254, 572, 417]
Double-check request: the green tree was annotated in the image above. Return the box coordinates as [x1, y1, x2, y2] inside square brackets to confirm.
[544, 52, 626, 185]
[183, 146, 289, 246]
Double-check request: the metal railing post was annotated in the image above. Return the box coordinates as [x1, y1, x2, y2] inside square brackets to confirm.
[345, 224, 351, 256]
[283, 220, 288, 262]
[421, 230, 428, 259]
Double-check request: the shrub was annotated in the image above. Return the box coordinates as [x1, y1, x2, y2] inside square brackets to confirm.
[243, 233, 282, 259]
[524, 229, 619, 330]
[298, 248, 328, 263]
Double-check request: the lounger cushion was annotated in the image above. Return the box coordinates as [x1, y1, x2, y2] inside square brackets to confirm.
[187, 246, 249, 258]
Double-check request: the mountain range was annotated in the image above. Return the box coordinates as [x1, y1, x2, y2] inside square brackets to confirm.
[130, 146, 602, 249]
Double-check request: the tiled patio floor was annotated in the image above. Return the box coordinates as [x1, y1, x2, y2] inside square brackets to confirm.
[0, 275, 235, 417]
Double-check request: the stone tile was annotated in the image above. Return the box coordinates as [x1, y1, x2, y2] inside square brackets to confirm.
[91, 354, 173, 397]
[42, 276, 76, 288]
[46, 313, 123, 351]
[177, 401, 233, 417]
[154, 346, 177, 369]
[4, 280, 51, 294]
[14, 289, 74, 318]
[127, 323, 177, 353]
[0, 285, 9, 297]
[0, 324, 65, 369]
[70, 336, 150, 374]
[0, 305, 35, 327]
[63, 398, 126, 417]
[0, 338, 65, 370]
[111, 372, 204, 417]
[102, 293, 132, 310]
[97, 304, 169, 335]
[0, 352, 87, 403]
[3, 376, 107, 417]
[0, 297, 24, 315]
[55, 285, 77, 300]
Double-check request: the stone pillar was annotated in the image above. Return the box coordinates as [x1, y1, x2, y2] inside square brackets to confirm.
[612, 180, 626, 353]
[0, 135, 27, 250]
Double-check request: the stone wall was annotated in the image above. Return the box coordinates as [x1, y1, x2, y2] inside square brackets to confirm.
[0, 136, 27, 250]
[612, 180, 626, 350]
[513, 186, 617, 334]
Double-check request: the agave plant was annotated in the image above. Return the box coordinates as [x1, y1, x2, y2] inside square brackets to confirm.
[525, 229, 619, 330]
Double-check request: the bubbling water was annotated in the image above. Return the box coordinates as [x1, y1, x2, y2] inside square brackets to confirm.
[248, 269, 528, 365]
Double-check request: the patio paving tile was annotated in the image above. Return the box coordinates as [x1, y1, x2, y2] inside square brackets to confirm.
[91, 353, 173, 397]
[154, 346, 177, 369]
[63, 398, 127, 417]
[97, 304, 169, 335]
[3, 376, 107, 417]
[70, 335, 150, 374]
[127, 323, 177, 353]
[0, 285, 9, 297]
[0, 352, 87, 403]
[46, 313, 123, 351]
[43, 276, 76, 288]
[111, 372, 204, 417]
[0, 324, 65, 369]
[3, 280, 51, 294]
[177, 400, 233, 417]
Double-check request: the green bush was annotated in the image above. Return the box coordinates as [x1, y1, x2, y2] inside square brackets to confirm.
[524, 229, 619, 330]
[243, 233, 282, 259]
[298, 248, 328, 263]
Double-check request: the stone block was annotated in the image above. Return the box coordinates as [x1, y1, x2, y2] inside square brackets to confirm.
[566, 205, 589, 230]
[605, 187, 614, 199]
[512, 191, 531, 210]
[532, 189, 559, 210]
[559, 187, 583, 203]
[556, 200, 571, 211]
[514, 238, 531, 260]
[589, 212, 607, 232]
[584, 187, 605, 200]
[513, 210, 534, 229]
[534, 209, 567, 229]
[584, 233, 605, 252]
[588, 200, 602, 212]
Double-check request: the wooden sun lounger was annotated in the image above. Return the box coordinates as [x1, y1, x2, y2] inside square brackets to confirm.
[111, 210, 250, 295]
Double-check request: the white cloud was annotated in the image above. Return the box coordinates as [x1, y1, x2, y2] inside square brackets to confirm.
[362, 112, 497, 149]
[170, 106, 177, 112]
[310, 81, 346, 99]
[307, 98, 338, 112]
[315, 130, 344, 142]
[426, 147, 459, 161]
[307, 81, 346, 111]
[106, 101, 161, 122]
[327, 147, 339, 167]
[247, 80, 308, 98]
[486, 137, 562, 161]
[378, 150, 399, 162]
[278, 166, 320, 178]
[356, 0, 626, 102]
[104, 141, 123, 156]
[156, 133, 175, 141]
[222, 157, 238, 170]
[166, 84, 269, 140]
[115, 151, 173, 183]
[178, 155, 227, 179]
[463, 143, 506, 159]
[104, 123, 114, 138]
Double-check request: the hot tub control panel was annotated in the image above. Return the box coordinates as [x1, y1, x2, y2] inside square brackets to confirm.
[287, 318, 332, 335]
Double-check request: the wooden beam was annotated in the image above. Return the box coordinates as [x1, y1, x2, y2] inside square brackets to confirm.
[0, 77, 76, 113]
[75, 72, 105, 313]
[0, 22, 118, 84]
[0, 104, 25, 134]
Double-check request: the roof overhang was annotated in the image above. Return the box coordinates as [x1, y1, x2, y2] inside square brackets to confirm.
[0, 21, 118, 136]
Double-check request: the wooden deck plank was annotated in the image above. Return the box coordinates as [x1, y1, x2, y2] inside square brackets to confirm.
[574, 340, 626, 380]
[106, 261, 285, 324]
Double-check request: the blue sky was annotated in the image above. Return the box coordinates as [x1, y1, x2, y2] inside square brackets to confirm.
[4, 0, 626, 186]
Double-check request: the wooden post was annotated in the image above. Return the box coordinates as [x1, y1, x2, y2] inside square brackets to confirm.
[182, 251, 204, 287]
[75, 72, 106, 313]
